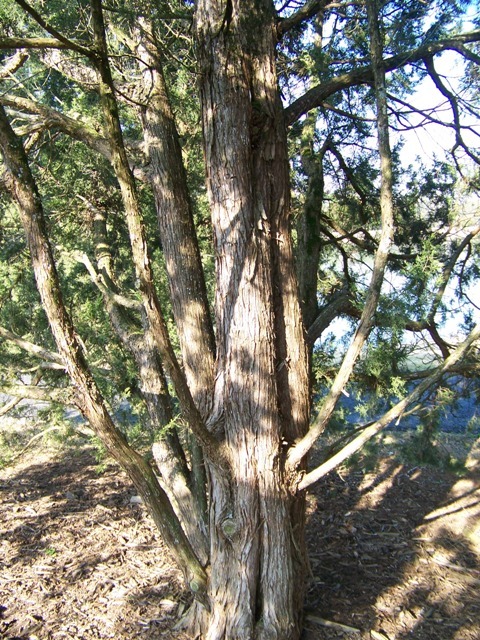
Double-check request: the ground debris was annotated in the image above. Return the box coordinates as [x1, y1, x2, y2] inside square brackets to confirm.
[1, 438, 479, 640]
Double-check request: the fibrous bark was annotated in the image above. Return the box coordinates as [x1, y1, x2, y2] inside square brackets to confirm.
[193, 1, 310, 637]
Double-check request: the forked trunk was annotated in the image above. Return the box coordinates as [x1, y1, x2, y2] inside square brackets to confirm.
[191, 1, 310, 637]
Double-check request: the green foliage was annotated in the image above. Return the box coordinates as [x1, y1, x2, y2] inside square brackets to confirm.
[0, 0, 478, 483]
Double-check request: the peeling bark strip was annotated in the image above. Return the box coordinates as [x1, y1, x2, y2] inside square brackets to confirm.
[195, 1, 309, 637]
[0, 104, 208, 605]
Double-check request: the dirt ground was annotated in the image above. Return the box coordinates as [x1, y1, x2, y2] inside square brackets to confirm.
[1, 431, 479, 640]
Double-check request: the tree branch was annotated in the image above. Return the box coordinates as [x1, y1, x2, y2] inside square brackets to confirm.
[287, 0, 395, 469]
[0, 383, 73, 404]
[325, 141, 368, 218]
[0, 51, 29, 78]
[0, 396, 22, 417]
[284, 29, 480, 125]
[73, 251, 142, 311]
[0, 98, 210, 607]
[306, 288, 352, 345]
[0, 37, 72, 50]
[89, 0, 223, 474]
[135, 18, 216, 417]
[298, 323, 480, 490]
[0, 94, 111, 159]
[0, 325, 65, 369]
[75, 204, 205, 554]
[424, 56, 480, 164]
[13, 0, 95, 59]
[277, 0, 330, 35]
[427, 224, 480, 326]
[0, 93, 150, 182]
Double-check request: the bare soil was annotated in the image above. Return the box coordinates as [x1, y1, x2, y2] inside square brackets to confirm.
[1, 432, 479, 640]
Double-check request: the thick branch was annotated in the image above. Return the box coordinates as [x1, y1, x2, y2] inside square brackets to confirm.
[277, 0, 330, 35]
[13, 0, 95, 59]
[0, 325, 65, 369]
[0, 94, 111, 159]
[0, 51, 29, 78]
[0, 383, 73, 404]
[78, 210, 204, 552]
[0, 37, 72, 50]
[306, 289, 352, 345]
[287, 0, 395, 469]
[0, 101, 208, 605]
[89, 0, 224, 468]
[0, 396, 21, 417]
[74, 251, 142, 311]
[285, 29, 480, 125]
[298, 323, 480, 489]
[136, 20, 216, 416]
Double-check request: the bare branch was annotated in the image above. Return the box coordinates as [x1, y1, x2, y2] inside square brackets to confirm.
[424, 56, 480, 164]
[0, 325, 65, 369]
[445, 42, 480, 66]
[387, 92, 462, 132]
[12, 0, 95, 59]
[298, 323, 480, 490]
[285, 30, 480, 125]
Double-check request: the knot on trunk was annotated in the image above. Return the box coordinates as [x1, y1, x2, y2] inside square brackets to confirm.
[220, 516, 239, 541]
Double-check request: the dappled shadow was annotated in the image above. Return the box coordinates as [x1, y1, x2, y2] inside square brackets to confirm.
[1, 450, 138, 565]
[2, 431, 479, 640]
[0, 447, 185, 639]
[303, 452, 480, 640]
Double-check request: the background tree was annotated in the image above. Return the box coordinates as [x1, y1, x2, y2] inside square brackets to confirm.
[0, 0, 479, 638]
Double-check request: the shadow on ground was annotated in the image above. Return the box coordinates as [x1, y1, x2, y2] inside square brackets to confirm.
[1, 437, 479, 640]
[303, 441, 480, 640]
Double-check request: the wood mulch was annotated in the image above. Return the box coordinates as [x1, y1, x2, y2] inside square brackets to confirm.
[1, 433, 479, 640]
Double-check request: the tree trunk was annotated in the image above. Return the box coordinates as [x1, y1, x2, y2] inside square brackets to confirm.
[296, 118, 326, 332]
[0, 103, 209, 603]
[191, 1, 310, 637]
[136, 24, 216, 417]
